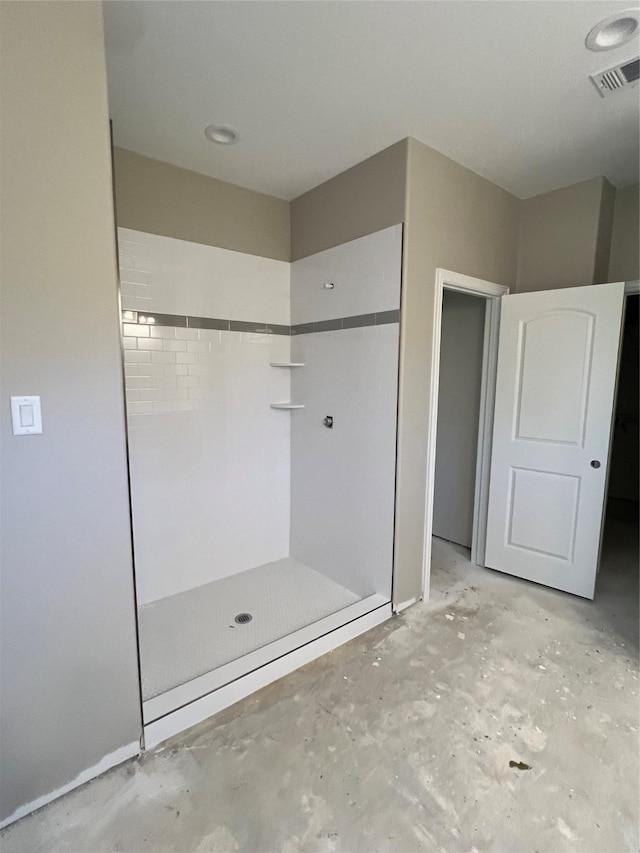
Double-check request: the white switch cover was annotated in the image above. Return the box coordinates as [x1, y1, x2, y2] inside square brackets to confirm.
[10, 396, 42, 435]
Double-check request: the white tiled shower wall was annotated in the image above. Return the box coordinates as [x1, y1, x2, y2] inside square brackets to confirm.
[291, 225, 402, 324]
[118, 225, 402, 607]
[290, 324, 400, 598]
[290, 225, 402, 598]
[118, 228, 290, 323]
[119, 229, 291, 605]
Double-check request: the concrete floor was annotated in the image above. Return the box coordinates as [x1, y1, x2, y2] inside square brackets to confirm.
[2, 520, 638, 853]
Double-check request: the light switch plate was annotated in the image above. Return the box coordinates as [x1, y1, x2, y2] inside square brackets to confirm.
[10, 396, 42, 435]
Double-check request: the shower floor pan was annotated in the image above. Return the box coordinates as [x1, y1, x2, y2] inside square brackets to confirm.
[138, 557, 388, 723]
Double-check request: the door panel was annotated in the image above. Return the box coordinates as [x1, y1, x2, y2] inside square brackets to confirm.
[485, 282, 625, 598]
[515, 310, 594, 444]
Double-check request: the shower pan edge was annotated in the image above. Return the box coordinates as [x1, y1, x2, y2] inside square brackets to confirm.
[142, 596, 392, 748]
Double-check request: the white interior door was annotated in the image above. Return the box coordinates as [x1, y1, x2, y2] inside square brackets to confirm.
[485, 282, 625, 598]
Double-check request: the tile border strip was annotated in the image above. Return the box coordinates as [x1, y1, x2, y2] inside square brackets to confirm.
[290, 310, 400, 335]
[122, 309, 400, 336]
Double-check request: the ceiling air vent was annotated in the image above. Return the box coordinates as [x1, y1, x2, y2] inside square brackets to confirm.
[590, 57, 640, 96]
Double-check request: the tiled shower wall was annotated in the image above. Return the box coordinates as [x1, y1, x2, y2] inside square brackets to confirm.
[290, 225, 402, 598]
[118, 225, 402, 607]
[118, 228, 290, 323]
[118, 229, 291, 605]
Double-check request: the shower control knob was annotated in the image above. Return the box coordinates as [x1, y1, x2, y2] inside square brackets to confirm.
[323, 416, 333, 429]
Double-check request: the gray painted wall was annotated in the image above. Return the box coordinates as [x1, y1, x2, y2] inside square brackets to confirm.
[290, 140, 408, 261]
[432, 291, 486, 548]
[0, 1, 141, 823]
[608, 183, 640, 283]
[395, 138, 519, 606]
[113, 147, 291, 262]
[515, 177, 614, 293]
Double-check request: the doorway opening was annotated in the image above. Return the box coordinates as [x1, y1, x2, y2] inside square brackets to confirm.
[423, 269, 509, 599]
[433, 290, 485, 554]
[596, 291, 639, 642]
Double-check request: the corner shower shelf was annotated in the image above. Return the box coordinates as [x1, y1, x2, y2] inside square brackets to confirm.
[269, 362, 305, 368]
[270, 403, 305, 410]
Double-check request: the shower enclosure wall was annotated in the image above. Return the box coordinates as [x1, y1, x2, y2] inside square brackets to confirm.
[118, 224, 402, 733]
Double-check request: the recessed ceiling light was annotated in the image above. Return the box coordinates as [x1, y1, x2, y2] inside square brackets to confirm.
[204, 125, 239, 145]
[586, 11, 639, 51]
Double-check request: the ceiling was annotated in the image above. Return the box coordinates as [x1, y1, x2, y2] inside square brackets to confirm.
[104, 1, 640, 201]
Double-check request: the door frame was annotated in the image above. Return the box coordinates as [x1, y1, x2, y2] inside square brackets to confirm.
[422, 269, 510, 600]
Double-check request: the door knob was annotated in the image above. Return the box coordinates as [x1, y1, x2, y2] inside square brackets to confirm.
[590, 460, 601, 468]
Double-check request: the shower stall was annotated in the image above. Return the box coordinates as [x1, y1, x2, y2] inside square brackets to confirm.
[118, 224, 402, 740]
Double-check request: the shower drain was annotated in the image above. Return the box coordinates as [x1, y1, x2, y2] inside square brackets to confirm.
[234, 612, 253, 625]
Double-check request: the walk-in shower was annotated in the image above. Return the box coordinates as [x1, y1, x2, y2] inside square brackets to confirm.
[119, 224, 402, 730]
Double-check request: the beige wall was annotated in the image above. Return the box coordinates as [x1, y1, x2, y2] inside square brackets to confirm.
[608, 183, 639, 282]
[394, 138, 520, 605]
[290, 140, 408, 260]
[515, 177, 614, 293]
[0, 1, 141, 823]
[113, 147, 290, 261]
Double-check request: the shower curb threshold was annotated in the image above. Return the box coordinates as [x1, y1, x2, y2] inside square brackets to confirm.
[143, 595, 391, 749]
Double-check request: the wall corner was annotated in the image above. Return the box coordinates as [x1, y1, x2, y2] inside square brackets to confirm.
[594, 177, 616, 284]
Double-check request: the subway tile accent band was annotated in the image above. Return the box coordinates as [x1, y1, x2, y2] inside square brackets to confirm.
[122, 309, 400, 335]
[290, 310, 400, 335]
[228, 320, 291, 335]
